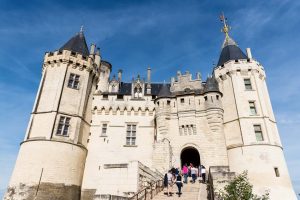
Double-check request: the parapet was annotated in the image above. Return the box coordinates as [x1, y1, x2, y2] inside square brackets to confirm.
[43, 50, 99, 76]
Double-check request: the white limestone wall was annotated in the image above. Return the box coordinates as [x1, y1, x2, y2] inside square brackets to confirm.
[27, 51, 97, 143]
[154, 93, 228, 170]
[8, 140, 86, 186]
[81, 94, 155, 191]
[91, 161, 163, 198]
[6, 49, 99, 199]
[228, 145, 296, 200]
[214, 59, 296, 199]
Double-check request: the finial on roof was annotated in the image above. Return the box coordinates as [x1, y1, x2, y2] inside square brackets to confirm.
[80, 25, 84, 33]
[220, 12, 230, 40]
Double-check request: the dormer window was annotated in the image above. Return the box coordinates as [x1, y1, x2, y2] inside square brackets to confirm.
[134, 85, 143, 98]
[111, 85, 117, 93]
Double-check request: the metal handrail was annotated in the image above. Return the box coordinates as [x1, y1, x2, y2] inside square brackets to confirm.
[129, 179, 163, 200]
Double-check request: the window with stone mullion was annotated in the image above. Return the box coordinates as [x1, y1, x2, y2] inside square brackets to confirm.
[126, 124, 136, 145]
[68, 73, 80, 89]
[57, 116, 70, 136]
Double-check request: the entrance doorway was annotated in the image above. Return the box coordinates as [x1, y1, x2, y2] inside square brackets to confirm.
[180, 147, 200, 167]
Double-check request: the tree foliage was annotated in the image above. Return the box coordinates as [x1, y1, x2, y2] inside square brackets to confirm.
[216, 171, 269, 200]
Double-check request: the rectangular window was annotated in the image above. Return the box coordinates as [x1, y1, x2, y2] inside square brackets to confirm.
[167, 100, 171, 106]
[249, 101, 257, 115]
[117, 94, 124, 100]
[126, 124, 136, 146]
[254, 125, 263, 141]
[102, 94, 108, 99]
[274, 167, 280, 177]
[56, 116, 71, 136]
[68, 73, 80, 89]
[180, 98, 184, 103]
[244, 78, 252, 90]
[101, 124, 107, 136]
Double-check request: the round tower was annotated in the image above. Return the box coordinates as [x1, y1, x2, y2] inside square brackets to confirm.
[202, 76, 228, 166]
[213, 17, 296, 199]
[154, 84, 172, 140]
[152, 84, 173, 172]
[4, 30, 100, 200]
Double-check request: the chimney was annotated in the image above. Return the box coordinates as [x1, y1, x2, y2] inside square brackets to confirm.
[90, 44, 96, 55]
[196, 72, 202, 80]
[96, 48, 100, 56]
[147, 67, 151, 83]
[95, 48, 101, 66]
[246, 48, 252, 59]
[118, 69, 123, 81]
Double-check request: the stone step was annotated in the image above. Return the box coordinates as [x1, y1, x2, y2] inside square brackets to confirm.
[152, 181, 208, 200]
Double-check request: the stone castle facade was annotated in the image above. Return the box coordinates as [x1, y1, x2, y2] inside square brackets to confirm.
[4, 22, 297, 200]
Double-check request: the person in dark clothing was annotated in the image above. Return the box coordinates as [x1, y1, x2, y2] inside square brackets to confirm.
[164, 173, 168, 188]
[175, 172, 183, 197]
[201, 165, 206, 183]
[175, 167, 179, 176]
[171, 167, 176, 175]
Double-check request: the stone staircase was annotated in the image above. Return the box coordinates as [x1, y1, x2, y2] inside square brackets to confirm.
[152, 181, 208, 200]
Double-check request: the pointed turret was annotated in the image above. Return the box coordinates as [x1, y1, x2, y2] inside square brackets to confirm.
[59, 27, 89, 56]
[203, 76, 220, 94]
[157, 84, 171, 98]
[217, 14, 247, 66]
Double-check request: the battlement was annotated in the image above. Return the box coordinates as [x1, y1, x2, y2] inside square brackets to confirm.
[214, 59, 266, 81]
[43, 50, 99, 75]
[171, 70, 203, 93]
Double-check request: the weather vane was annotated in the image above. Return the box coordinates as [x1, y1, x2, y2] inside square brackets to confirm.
[219, 12, 231, 39]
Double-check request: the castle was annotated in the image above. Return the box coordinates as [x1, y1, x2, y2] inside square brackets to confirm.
[4, 18, 297, 200]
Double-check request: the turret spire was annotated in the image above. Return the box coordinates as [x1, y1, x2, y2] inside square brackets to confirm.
[220, 13, 237, 48]
[217, 14, 248, 66]
[220, 12, 230, 40]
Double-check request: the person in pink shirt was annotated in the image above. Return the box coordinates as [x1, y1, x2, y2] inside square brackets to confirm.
[182, 163, 188, 183]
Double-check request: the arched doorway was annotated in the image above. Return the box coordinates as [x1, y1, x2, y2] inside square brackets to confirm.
[180, 147, 200, 167]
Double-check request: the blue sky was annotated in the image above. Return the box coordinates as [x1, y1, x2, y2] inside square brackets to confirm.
[0, 0, 299, 198]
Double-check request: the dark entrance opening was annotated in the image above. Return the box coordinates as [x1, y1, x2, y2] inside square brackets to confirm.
[180, 147, 200, 167]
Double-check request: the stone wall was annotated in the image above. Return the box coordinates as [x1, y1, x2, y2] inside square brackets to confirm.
[81, 161, 163, 200]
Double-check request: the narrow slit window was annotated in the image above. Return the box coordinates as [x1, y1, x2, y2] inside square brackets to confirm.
[56, 116, 71, 136]
[254, 125, 263, 141]
[274, 167, 280, 177]
[101, 124, 107, 136]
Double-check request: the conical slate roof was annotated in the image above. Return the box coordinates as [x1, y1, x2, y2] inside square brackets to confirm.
[217, 36, 248, 66]
[157, 84, 171, 98]
[203, 76, 219, 93]
[59, 31, 89, 56]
